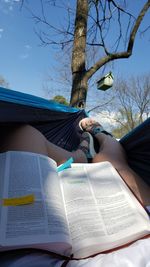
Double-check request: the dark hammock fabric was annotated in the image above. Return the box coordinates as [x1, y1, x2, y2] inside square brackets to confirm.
[0, 87, 87, 152]
[120, 118, 150, 186]
[0, 86, 149, 185]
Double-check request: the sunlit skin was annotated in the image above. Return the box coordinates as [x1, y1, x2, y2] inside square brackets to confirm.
[0, 120, 149, 206]
[80, 118, 150, 206]
[80, 117, 101, 130]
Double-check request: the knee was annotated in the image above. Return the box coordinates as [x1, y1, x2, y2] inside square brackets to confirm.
[1, 124, 47, 154]
[12, 124, 38, 142]
[13, 124, 43, 139]
[13, 124, 46, 146]
[92, 153, 105, 163]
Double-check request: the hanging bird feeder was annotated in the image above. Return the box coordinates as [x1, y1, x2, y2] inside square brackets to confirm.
[97, 72, 114, 91]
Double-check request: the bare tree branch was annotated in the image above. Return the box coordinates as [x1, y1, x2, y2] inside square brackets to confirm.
[85, 1, 150, 80]
[20, 0, 150, 107]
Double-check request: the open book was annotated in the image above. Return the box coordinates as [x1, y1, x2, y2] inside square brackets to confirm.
[0, 151, 150, 259]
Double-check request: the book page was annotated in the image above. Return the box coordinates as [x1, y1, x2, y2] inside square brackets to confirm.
[0, 153, 6, 235]
[59, 161, 150, 258]
[0, 151, 71, 256]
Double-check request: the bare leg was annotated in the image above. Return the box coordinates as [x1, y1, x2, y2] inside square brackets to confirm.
[79, 118, 150, 206]
[0, 125, 88, 166]
[92, 133, 150, 206]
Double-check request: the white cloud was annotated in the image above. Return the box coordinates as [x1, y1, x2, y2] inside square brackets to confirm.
[4, 0, 20, 2]
[0, 28, 4, 38]
[9, 5, 13, 10]
[89, 110, 119, 131]
[0, 0, 12, 13]
[0, 0, 20, 13]
[20, 53, 29, 59]
[25, 44, 32, 50]
[19, 44, 32, 59]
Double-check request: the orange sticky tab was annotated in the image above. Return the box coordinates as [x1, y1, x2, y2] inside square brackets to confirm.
[2, 194, 35, 206]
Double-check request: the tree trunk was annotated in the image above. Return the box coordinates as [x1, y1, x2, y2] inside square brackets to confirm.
[70, 71, 88, 108]
[70, 0, 88, 108]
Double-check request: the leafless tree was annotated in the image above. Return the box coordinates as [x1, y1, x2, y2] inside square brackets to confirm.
[111, 74, 150, 132]
[0, 75, 9, 88]
[21, 0, 150, 107]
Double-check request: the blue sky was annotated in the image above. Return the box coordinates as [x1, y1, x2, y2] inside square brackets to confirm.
[0, 0, 150, 108]
[0, 0, 56, 98]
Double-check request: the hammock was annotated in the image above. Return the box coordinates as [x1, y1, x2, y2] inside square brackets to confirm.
[0, 86, 149, 185]
[0, 86, 87, 152]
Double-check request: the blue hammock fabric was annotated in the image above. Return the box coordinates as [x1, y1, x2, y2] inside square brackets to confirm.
[0, 86, 149, 185]
[0, 87, 87, 152]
